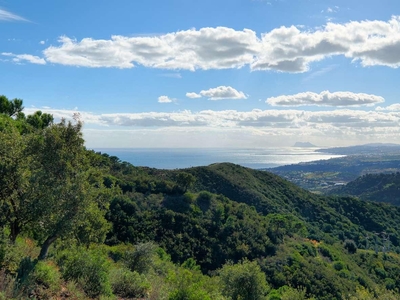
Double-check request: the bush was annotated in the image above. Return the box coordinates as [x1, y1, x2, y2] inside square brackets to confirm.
[219, 259, 269, 300]
[58, 248, 112, 298]
[0, 270, 22, 300]
[344, 239, 357, 254]
[123, 242, 157, 274]
[167, 269, 213, 300]
[110, 267, 150, 298]
[30, 260, 61, 291]
[333, 261, 345, 271]
[2, 238, 39, 275]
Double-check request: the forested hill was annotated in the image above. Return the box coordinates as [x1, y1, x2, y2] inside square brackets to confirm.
[329, 172, 400, 206]
[3, 95, 400, 299]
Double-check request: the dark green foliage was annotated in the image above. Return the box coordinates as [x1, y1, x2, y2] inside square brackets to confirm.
[107, 191, 275, 272]
[0, 95, 23, 117]
[176, 172, 196, 193]
[331, 172, 400, 206]
[26, 110, 54, 129]
[344, 239, 357, 254]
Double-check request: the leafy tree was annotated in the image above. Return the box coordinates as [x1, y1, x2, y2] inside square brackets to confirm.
[0, 123, 34, 241]
[28, 120, 111, 259]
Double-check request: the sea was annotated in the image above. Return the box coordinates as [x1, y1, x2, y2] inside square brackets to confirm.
[92, 147, 343, 170]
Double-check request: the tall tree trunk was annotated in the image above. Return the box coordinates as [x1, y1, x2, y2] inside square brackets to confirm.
[38, 235, 58, 260]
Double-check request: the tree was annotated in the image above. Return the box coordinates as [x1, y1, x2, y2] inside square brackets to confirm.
[0, 122, 34, 241]
[176, 172, 196, 193]
[0, 113, 111, 257]
[26, 110, 54, 129]
[219, 259, 269, 300]
[0, 95, 24, 117]
[28, 120, 111, 259]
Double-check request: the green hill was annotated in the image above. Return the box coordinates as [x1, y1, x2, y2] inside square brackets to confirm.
[106, 161, 400, 298]
[2, 95, 400, 299]
[330, 172, 400, 206]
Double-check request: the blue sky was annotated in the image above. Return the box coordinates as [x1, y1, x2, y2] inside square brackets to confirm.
[1, 0, 400, 148]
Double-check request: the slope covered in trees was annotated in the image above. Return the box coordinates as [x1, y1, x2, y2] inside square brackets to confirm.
[2, 95, 400, 299]
[329, 172, 400, 206]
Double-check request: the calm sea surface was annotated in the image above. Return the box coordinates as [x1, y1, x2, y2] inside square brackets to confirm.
[92, 148, 343, 170]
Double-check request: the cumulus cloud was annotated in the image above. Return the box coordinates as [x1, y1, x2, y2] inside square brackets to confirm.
[1, 52, 46, 65]
[36, 16, 400, 72]
[158, 95, 174, 103]
[266, 91, 384, 107]
[186, 86, 247, 100]
[40, 40, 45, 45]
[186, 92, 202, 99]
[0, 8, 27, 22]
[200, 86, 247, 100]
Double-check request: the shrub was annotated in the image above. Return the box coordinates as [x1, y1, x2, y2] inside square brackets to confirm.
[109, 267, 150, 298]
[59, 248, 112, 298]
[167, 269, 212, 300]
[30, 260, 61, 292]
[123, 242, 157, 274]
[219, 259, 269, 300]
[0, 270, 22, 300]
[333, 261, 345, 271]
[344, 239, 357, 254]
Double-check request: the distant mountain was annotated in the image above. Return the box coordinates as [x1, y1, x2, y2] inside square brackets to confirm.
[293, 141, 316, 147]
[329, 172, 400, 206]
[318, 143, 400, 155]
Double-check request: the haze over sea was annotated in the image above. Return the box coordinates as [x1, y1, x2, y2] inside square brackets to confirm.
[93, 148, 344, 170]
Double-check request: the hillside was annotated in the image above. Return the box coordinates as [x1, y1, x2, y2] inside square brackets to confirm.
[101, 161, 400, 298]
[2, 97, 400, 299]
[329, 172, 400, 206]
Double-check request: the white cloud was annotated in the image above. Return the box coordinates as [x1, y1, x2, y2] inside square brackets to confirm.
[1, 52, 46, 65]
[40, 40, 45, 45]
[36, 16, 400, 72]
[28, 107, 400, 130]
[186, 92, 202, 99]
[158, 95, 174, 103]
[376, 104, 400, 111]
[187, 86, 247, 100]
[267, 91, 384, 107]
[25, 106, 400, 147]
[0, 8, 27, 22]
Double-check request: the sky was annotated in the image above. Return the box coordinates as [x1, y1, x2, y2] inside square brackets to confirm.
[1, 0, 400, 148]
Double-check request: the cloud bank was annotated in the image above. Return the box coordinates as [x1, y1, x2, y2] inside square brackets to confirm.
[26, 107, 400, 132]
[39, 16, 400, 72]
[267, 91, 384, 107]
